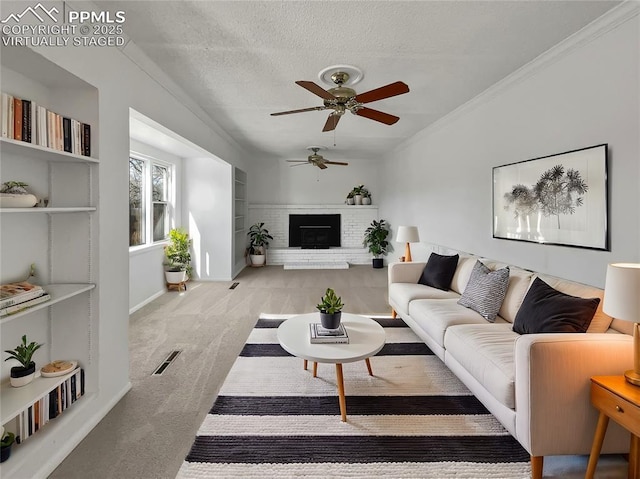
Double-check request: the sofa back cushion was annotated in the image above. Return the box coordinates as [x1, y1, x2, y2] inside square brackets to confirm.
[513, 277, 600, 334]
[450, 255, 476, 295]
[537, 274, 613, 333]
[418, 253, 459, 291]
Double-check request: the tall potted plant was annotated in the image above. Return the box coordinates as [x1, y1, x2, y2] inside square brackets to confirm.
[247, 222, 273, 267]
[164, 228, 192, 284]
[363, 219, 390, 268]
[4, 335, 43, 387]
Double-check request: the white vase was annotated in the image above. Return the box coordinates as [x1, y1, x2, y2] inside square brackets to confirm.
[362, 197, 371, 205]
[354, 194, 362, 205]
[250, 254, 266, 266]
[165, 270, 187, 284]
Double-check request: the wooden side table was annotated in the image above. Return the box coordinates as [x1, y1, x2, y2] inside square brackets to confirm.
[587, 376, 640, 479]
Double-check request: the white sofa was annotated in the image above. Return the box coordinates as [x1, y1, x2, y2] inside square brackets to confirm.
[388, 253, 634, 479]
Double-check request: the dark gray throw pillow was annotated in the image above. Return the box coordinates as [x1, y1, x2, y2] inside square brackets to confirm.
[512, 277, 600, 334]
[458, 260, 510, 322]
[418, 253, 459, 291]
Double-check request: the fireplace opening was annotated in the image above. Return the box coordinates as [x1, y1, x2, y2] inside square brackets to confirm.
[289, 214, 340, 248]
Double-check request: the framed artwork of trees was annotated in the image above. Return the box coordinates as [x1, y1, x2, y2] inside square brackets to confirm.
[492, 144, 608, 251]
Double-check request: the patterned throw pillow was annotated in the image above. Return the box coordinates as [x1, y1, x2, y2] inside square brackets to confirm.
[458, 260, 510, 322]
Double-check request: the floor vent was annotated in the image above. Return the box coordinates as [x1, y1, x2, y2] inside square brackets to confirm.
[229, 282, 239, 290]
[152, 350, 181, 375]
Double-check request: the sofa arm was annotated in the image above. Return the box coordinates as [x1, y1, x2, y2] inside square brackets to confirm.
[388, 261, 427, 285]
[514, 333, 633, 457]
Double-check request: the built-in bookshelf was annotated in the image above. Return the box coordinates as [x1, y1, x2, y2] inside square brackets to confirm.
[0, 45, 99, 478]
[233, 168, 248, 273]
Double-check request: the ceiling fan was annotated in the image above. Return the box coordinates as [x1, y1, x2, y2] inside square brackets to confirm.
[271, 71, 409, 132]
[287, 147, 348, 170]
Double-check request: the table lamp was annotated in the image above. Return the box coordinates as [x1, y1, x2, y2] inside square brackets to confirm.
[603, 263, 640, 385]
[395, 226, 420, 262]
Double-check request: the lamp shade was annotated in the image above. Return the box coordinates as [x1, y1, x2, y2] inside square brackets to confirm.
[603, 263, 640, 322]
[396, 226, 420, 243]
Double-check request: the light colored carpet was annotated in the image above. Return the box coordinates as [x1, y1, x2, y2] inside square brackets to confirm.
[50, 265, 628, 478]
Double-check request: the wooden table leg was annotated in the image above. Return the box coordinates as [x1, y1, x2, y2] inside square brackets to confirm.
[392, 309, 397, 319]
[630, 434, 640, 479]
[335, 363, 347, 422]
[313, 362, 318, 378]
[365, 358, 373, 376]
[586, 412, 610, 479]
[303, 359, 307, 370]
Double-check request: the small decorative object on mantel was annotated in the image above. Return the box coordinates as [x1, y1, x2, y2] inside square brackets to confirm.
[347, 185, 370, 205]
[362, 190, 372, 205]
[4, 334, 43, 387]
[0, 181, 37, 208]
[0, 426, 15, 463]
[316, 287, 344, 329]
[363, 219, 390, 268]
[345, 191, 355, 205]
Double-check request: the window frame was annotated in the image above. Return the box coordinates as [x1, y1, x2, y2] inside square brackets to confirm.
[129, 153, 175, 250]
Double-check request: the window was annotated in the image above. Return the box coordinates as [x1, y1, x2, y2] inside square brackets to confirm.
[129, 156, 173, 247]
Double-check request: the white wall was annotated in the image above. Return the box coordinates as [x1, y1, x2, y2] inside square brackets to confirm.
[128, 139, 183, 313]
[248, 156, 381, 205]
[28, 18, 247, 469]
[379, 7, 639, 287]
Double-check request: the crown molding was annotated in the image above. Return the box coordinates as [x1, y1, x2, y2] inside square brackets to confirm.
[395, 1, 640, 154]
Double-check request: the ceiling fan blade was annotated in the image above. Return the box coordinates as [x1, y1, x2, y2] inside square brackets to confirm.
[354, 81, 410, 104]
[296, 81, 336, 100]
[355, 107, 400, 125]
[317, 162, 328, 170]
[322, 113, 341, 132]
[290, 162, 310, 167]
[271, 106, 327, 116]
[286, 160, 308, 163]
[324, 161, 349, 166]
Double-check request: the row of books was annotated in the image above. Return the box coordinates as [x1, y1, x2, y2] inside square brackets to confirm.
[0, 92, 91, 157]
[309, 322, 349, 344]
[15, 368, 84, 444]
[0, 281, 51, 317]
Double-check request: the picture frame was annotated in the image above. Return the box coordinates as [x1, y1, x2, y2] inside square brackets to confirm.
[492, 144, 608, 251]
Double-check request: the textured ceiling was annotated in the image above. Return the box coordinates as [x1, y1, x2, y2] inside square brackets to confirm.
[104, 1, 619, 160]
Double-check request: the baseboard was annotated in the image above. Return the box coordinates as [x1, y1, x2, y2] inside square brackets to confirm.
[130, 290, 165, 314]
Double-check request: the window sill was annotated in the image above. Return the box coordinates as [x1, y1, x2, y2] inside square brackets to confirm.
[129, 241, 168, 257]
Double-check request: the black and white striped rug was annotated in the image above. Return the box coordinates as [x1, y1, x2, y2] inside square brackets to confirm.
[177, 315, 530, 478]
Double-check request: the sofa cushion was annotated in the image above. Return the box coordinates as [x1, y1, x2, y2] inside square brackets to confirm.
[389, 283, 459, 313]
[450, 255, 477, 295]
[444, 323, 518, 409]
[418, 253, 459, 291]
[458, 260, 510, 322]
[498, 267, 535, 323]
[537, 274, 613, 333]
[513, 277, 600, 334]
[408, 298, 499, 350]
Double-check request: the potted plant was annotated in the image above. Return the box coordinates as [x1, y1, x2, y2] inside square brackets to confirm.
[351, 185, 365, 205]
[0, 181, 37, 208]
[4, 334, 43, 387]
[345, 191, 355, 205]
[247, 222, 274, 267]
[316, 287, 344, 329]
[164, 228, 192, 284]
[363, 219, 390, 269]
[1, 427, 15, 463]
[362, 190, 372, 205]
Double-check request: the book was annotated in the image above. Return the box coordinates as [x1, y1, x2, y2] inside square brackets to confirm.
[13, 97, 22, 141]
[0, 293, 51, 317]
[309, 322, 349, 344]
[22, 99, 31, 143]
[0, 281, 45, 308]
[63, 117, 71, 152]
[1, 93, 12, 138]
[82, 123, 90, 156]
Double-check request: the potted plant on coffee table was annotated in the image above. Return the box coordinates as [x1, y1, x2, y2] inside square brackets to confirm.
[247, 222, 273, 267]
[316, 287, 344, 330]
[4, 334, 43, 387]
[164, 228, 192, 286]
[363, 219, 390, 269]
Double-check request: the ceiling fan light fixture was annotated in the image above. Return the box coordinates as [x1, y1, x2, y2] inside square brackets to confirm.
[318, 64, 364, 87]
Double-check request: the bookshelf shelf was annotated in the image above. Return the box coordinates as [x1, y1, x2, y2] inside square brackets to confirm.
[0, 284, 95, 325]
[0, 137, 98, 163]
[0, 207, 96, 214]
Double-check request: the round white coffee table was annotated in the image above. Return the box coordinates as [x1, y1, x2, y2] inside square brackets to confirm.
[277, 312, 386, 422]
